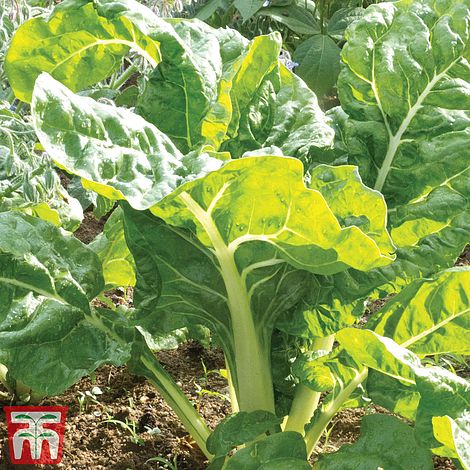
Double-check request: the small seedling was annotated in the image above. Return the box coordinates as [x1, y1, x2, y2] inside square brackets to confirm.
[103, 414, 144, 446]
[145, 455, 178, 470]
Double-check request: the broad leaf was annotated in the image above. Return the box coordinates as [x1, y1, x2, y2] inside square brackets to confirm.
[234, 0, 265, 20]
[136, 19, 232, 154]
[137, 22, 334, 159]
[32, 73, 222, 210]
[414, 366, 470, 454]
[334, 0, 470, 279]
[277, 164, 394, 337]
[295, 348, 369, 426]
[223, 431, 310, 470]
[366, 370, 420, 420]
[314, 414, 432, 470]
[293, 35, 341, 98]
[298, 0, 470, 342]
[0, 211, 103, 312]
[207, 410, 282, 456]
[0, 295, 130, 395]
[337, 328, 470, 458]
[327, 7, 364, 40]
[257, 6, 320, 36]
[0, 212, 132, 395]
[5, 1, 160, 102]
[367, 268, 470, 356]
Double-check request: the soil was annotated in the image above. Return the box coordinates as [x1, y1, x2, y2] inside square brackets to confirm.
[0, 211, 466, 469]
[0, 344, 229, 470]
[0, 346, 457, 470]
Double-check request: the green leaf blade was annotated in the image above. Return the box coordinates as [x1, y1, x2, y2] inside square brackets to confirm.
[5, 1, 160, 102]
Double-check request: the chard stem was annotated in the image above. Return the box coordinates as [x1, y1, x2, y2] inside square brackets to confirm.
[86, 310, 212, 459]
[138, 352, 213, 459]
[178, 191, 276, 414]
[111, 63, 138, 90]
[225, 357, 239, 413]
[305, 368, 368, 457]
[284, 335, 335, 435]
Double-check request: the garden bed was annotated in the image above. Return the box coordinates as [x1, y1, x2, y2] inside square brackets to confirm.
[0, 342, 458, 469]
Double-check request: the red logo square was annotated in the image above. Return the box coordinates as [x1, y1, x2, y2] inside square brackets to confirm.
[4, 406, 68, 464]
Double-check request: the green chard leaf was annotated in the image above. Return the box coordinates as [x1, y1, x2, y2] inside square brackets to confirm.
[5, 0, 160, 102]
[0, 211, 103, 311]
[222, 431, 311, 470]
[0, 212, 131, 395]
[31, 73, 223, 210]
[332, 0, 470, 285]
[414, 366, 470, 455]
[337, 328, 470, 460]
[136, 19, 239, 154]
[367, 267, 470, 356]
[133, 13, 334, 159]
[432, 414, 470, 468]
[0, 296, 130, 396]
[207, 410, 282, 457]
[313, 414, 432, 470]
[277, 164, 394, 337]
[296, 0, 470, 340]
[361, 267, 470, 420]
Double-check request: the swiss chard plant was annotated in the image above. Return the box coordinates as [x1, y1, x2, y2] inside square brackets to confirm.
[0, 0, 469, 468]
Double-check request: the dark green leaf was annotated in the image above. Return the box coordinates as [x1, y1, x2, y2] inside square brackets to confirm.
[207, 410, 282, 456]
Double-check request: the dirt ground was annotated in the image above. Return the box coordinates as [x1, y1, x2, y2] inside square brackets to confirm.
[0, 341, 458, 469]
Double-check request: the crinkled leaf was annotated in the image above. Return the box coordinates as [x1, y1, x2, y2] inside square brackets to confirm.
[367, 268, 470, 356]
[0, 211, 103, 311]
[338, 328, 470, 456]
[5, 1, 160, 102]
[313, 414, 432, 470]
[262, 65, 335, 163]
[124, 157, 393, 409]
[32, 73, 222, 210]
[302, 0, 470, 334]
[277, 164, 394, 336]
[151, 157, 394, 275]
[0, 295, 130, 395]
[207, 410, 282, 456]
[136, 15, 333, 159]
[136, 20, 231, 154]
[331, 0, 470, 287]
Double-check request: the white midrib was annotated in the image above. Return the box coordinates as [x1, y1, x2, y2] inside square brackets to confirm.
[373, 61, 459, 192]
[49, 38, 158, 74]
[400, 307, 470, 349]
[178, 192, 275, 412]
[0, 276, 67, 305]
